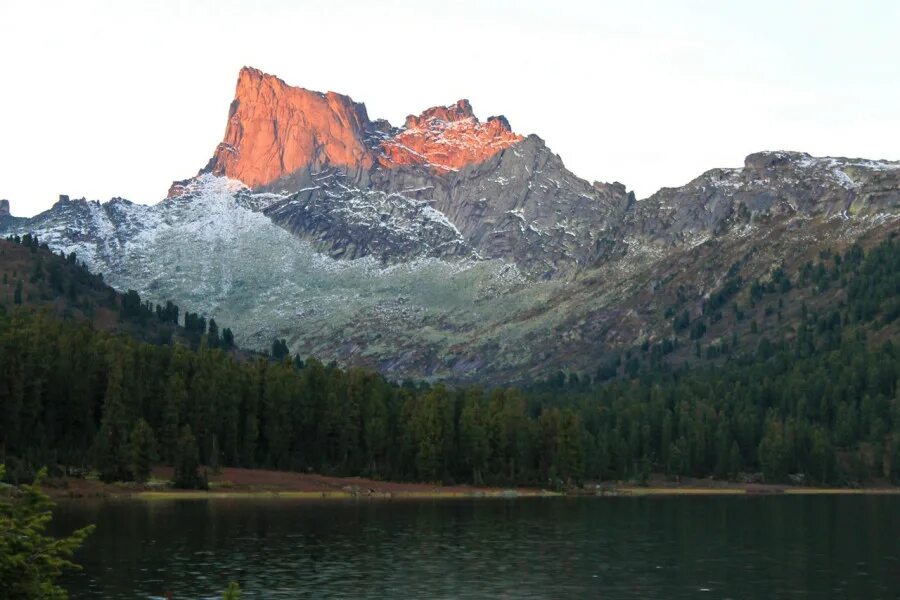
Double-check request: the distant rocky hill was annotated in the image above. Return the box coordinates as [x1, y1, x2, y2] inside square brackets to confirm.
[2, 67, 898, 381]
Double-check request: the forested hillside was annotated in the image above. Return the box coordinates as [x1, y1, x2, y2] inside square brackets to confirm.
[1, 235, 898, 488]
[0, 236, 236, 350]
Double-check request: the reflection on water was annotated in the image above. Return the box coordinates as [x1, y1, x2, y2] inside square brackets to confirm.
[53, 496, 900, 599]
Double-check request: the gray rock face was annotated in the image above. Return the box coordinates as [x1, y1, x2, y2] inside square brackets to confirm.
[246, 134, 632, 277]
[626, 151, 900, 245]
[0, 199, 22, 229]
[263, 168, 473, 263]
[370, 135, 632, 277]
[255, 148, 900, 279]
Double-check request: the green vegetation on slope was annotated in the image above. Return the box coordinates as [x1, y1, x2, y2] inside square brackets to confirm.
[0, 234, 237, 351]
[0, 465, 94, 599]
[0, 236, 898, 488]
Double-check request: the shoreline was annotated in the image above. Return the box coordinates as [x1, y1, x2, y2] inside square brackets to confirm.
[43, 466, 900, 501]
[590, 486, 900, 497]
[44, 466, 555, 501]
[131, 487, 900, 501]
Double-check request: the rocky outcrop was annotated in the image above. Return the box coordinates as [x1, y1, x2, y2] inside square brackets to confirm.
[0, 199, 26, 229]
[628, 151, 900, 244]
[172, 68, 618, 275]
[377, 100, 523, 173]
[251, 132, 630, 276]
[367, 134, 631, 276]
[174, 69, 530, 200]
[263, 169, 473, 263]
[199, 67, 374, 189]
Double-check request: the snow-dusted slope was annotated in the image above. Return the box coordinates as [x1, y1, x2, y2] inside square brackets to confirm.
[263, 168, 473, 262]
[3, 175, 535, 376]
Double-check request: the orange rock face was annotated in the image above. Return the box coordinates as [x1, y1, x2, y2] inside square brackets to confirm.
[204, 67, 373, 188]
[195, 68, 523, 192]
[378, 100, 523, 173]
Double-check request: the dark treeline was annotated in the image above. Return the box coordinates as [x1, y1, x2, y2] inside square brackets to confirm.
[0, 236, 898, 489]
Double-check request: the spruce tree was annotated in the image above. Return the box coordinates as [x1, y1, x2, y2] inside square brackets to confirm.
[412, 386, 451, 482]
[222, 327, 235, 349]
[556, 410, 585, 486]
[0, 466, 95, 599]
[94, 359, 132, 483]
[271, 338, 289, 361]
[173, 425, 205, 490]
[210, 434, 221, 475]
[129, 418, 157, 483]
[160, 374, 187, 464]
[459, 391, 489, 484]
[208, 319, 220, 348]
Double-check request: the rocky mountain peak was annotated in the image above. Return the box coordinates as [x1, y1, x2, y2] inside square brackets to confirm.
[486, 115, 512, 131]
[403, 99, 475, 128]
[743, 150, 811, 171]
[174, 70, 528, 194]
[198, 66, 374, 190]
[0, 199, 9, 218]
[379, 99, 523, 173]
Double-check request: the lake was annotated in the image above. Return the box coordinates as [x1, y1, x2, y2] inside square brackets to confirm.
[53, 495, 900, 599]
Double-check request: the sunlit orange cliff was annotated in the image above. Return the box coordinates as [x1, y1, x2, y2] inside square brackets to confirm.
[175, 67, 523, 194]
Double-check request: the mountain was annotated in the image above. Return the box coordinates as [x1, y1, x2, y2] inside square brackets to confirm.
[3, 67, 899, 382]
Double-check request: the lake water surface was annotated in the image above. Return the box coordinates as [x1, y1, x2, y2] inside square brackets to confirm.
[53, 495, 900, 599]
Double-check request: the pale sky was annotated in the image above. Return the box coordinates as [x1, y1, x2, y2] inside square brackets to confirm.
[1, 0, 898, 217]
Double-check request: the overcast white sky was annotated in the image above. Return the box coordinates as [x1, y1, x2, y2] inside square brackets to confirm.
[1, 0, 898, 217]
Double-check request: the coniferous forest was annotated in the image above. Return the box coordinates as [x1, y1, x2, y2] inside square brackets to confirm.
[1, 234, 899, 489]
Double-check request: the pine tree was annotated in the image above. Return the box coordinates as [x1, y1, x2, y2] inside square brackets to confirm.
[262, 363, 295, 468]
[808, 426, 833, 484]
[758, 415, 788, 482]
[885, 433, 900, 484]
[271, 338, 289, 361]
[222, 327, 235, 350]
[173, 425, 206, 490]
[160, 374, 187, 464]
[728, 441, 742, 478]
[94, 359, 132, 482]
[459, 390, 489, 485]
[129, 418, 157, 483]
[556, 410, 585, 486]
[223, 582, 242, 600]
[210, 434, 221, 475]
[0, 465, 95, 599]
[208, 318, 220, 348]
[362, 386, 389, 477]
[411, 386, 452, 482]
